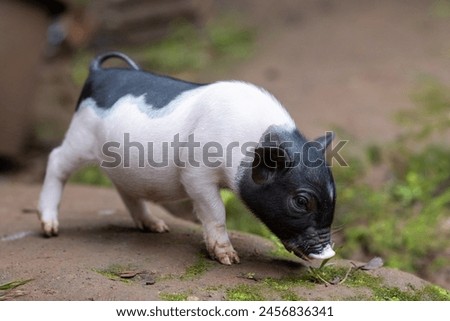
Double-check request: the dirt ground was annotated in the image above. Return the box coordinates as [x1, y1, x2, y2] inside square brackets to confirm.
[1, 0, 450, 299]
[0, 184, 431, 300]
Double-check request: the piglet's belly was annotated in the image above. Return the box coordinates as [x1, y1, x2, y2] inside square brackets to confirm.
[103, 166, 188, 202]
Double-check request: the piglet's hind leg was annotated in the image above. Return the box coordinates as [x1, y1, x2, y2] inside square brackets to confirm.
[117, 189, 169, 233]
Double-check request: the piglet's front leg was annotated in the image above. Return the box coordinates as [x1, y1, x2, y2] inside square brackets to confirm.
[186, 183, 240, 265]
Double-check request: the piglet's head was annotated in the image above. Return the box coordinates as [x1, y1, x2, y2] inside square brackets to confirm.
[239, 129, 336, 260]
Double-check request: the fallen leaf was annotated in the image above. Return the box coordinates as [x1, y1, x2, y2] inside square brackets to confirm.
[360, 257, 384, 270]
[119, 271, 140, 279]
[0, 279, 33, 291]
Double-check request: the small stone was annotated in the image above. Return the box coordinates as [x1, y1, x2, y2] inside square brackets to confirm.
[144, 275, 156, 285]
[119, 271, 139, 279]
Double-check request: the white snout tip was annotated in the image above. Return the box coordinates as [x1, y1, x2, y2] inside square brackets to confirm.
[308, 244, 335, 260]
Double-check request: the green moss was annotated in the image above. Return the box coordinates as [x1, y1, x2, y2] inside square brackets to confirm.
[372, 286, 419, 301]
[93, 264, 135, 284]
[180, 254, 213, 280]
[264, 276, 313, 292]
[281, 291, 303, 301]
[159, 292, 189, 301]
[226, 284, 265, 301]
[225, 265, 449, 301]
[305, 266, 450, 301]
[419, 285, 450, 301]
[370, 284, 450, 301]
[204, 285, 223, 292]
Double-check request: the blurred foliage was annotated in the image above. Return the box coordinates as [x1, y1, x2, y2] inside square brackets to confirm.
[396, 77, 450, 141]
[431, 0, 450, 18]
[133, 16, 254, 73]
[69, 165, 112, 187]
[71, 15, 254, 86]
[221, 190, 270, 238]
[334, 78, 450, 277]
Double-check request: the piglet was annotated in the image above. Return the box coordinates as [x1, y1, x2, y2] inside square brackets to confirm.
[38, 52, 336, 265]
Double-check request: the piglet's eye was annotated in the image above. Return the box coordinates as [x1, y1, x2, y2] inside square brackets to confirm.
[292, 195, 309, 212]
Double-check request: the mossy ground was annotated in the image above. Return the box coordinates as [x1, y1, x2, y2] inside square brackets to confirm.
[180, 253, 213, 281]
[93, 264, 136, 284]
[224, 265, 450, 301]
[159, 292, 189, 301]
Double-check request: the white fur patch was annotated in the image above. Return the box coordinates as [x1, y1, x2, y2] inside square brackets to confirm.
[74, 81, 296, 196]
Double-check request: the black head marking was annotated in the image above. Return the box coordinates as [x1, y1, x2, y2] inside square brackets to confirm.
[238, 126, 336, 260]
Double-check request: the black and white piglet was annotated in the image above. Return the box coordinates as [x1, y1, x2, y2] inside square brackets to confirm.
[38, 52, 336, 265]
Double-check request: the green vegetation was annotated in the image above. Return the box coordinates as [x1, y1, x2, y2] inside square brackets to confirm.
[93, 264, 136, 283]
[226, 284, 265, 301]
[132, 16, 254, 74]
[70, 165, 112, 187]
[221, 190, 270, 237]
[180, 253, 213, 280]
[224, 265, 450, 301]
[159, 292, 189, 301]
[0, 279, 33, 301]
[334, 79, 450, 278]
[72, 15, 254, 86]
[0, 279, 32, 291]
[431, 0, 450, 18]
[372, 284, 450, 301]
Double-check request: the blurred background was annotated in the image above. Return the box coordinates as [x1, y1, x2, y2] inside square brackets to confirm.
[0, 0, 449, 290]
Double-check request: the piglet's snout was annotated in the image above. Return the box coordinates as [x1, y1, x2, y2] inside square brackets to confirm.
[307, 228, 335, 259]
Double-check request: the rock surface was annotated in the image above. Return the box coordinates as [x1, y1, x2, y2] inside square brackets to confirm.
[0, 184, 443, 301]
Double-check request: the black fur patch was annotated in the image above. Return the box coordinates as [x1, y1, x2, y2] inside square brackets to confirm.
[76, 68, 205, 111]
[237, 127, 336, 257]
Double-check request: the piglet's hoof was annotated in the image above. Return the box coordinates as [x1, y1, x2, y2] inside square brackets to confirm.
[209, 243, 240, 265]
[217, 251, 240, 265]
[138, 219, 170, 233]
[41, 220, 59, 237]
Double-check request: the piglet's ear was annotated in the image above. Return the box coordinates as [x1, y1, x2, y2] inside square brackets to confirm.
[315, 131, 334, 152]
[251, 146, 291, 185]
